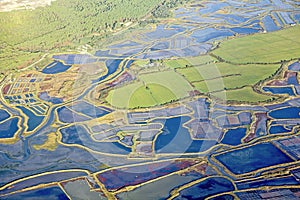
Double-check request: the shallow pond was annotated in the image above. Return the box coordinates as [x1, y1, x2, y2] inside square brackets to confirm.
[154, 117, 217, 153]
[263, 86, 295, 96]
[42, 61, 71, 74]
[3, 186, 68, 200]
[269, 107, 300, 119]
[221, 128, 247, 146]
[174, 177, 234, 200]
[17, 106, 44, 132]
[0, 117, 19, 138]
[215, 143, 293, 174]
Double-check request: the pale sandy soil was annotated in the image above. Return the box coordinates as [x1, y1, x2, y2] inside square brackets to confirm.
[0, 0, 56, 12]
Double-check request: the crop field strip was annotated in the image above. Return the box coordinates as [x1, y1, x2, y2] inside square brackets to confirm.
[106, 70, 193, 108]
[213, 25, 300, 64]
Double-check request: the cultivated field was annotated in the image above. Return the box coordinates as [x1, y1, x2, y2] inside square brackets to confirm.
[106, 70, 192, 108]
[164, 55, 216, 69]
[176, 62, 279, 97]
[212, 86, 275, 102]
[213, 25, 300, 64]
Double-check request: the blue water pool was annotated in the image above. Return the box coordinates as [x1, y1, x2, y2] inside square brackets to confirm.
[42, 61, 71, 74]
[269, 125, 291, 134]
[191, 28, 233, 43]
[295, 14, 300, 23]
[0, 117, 19, 138]
[39, 92, 63, 104]
[92, 59, 122, 83]
[288, 62, 300, 71]
[3, 186, 69, 200]
[57, 106, 90, 123]
[146, 24, 183, 40]
[269, 107, 300, 119]
[238, 176, 299, 190]
[262, 15, 281, 32]
[230, 27, 260, 34]
[215, 143, 294, 174]
[60, 125, 131, 154]
[263, 86, 295, 96]
[0, 109, 10, 122]
[221, 128, 247, 146]
[69, 101, 111, 118]
[174, 177, 234, 200]
[154, 117, 217, 153]
[53, 54, 98, 65]
[17, 106, 44, 132]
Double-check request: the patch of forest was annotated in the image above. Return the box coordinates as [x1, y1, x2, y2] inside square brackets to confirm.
[0, 0, 165, 72]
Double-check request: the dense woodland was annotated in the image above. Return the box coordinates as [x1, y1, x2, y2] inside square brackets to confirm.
[0, 0, 175, 72]
[152, 0, 190, 18]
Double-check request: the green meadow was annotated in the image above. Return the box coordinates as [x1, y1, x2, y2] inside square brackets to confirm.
[106, 70, 192, 108]
[212, 87, 275, 102]
[213, 25, 300, 64]
[176, 63, 279, 92]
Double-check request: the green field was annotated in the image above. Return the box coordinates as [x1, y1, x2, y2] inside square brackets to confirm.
[176, 63, 219, 82]
[213, 25, 300, 64]
[212, 87, 275, 102]
[106, 70, 192, 108]
[130, 83, 177, 107]
[128, 83, 157, 108]
[164, 55, 216, 69]
[139, 70, 192, 97]
[176, 63, 279, 92]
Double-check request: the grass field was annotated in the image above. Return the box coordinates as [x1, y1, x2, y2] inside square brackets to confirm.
[106, 82, 145, 108]
[133, 59, 150, 68]
[176, 63, 279, 92]
[106, 70, 193, 108]
[192, 80, 216, 93]
[213, 25, 300, 64]
[139, 70, 192, 97]
[212, 87, 275, 102]
[129, 83, 177, 108]
[128, 84, 157, 108]
[164, 55, 216, 69]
